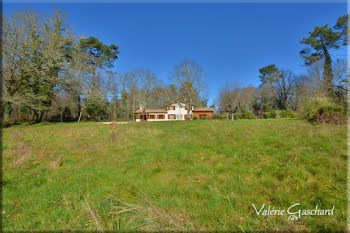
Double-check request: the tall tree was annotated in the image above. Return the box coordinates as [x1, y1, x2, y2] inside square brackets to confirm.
[259, 64, 279, 83]
[80, 36, 119, 89]
[2, 10, 74, 123]
[256, 64, 279, 111]
[300, 17, 346, 95]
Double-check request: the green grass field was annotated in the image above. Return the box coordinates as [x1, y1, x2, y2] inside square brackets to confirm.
[2, 119, 347, 231]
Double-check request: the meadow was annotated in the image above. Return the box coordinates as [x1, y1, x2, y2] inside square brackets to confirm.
[2, 119, 347, 231]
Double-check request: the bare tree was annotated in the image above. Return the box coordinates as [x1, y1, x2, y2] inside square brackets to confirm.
[219, 84, 257, 120]
[136, 69, 159, 108]
[332, 58, 348, 105]
[272, 70, 296, 110]
[294, 61, 326, 111]
[172, 59, 204, 120]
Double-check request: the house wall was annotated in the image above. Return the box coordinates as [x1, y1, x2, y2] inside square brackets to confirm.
[147, 113, 168, 121]
[167, 103, 193, 120]
[134, 103, 198, 121]
[193, 111, 213, 119]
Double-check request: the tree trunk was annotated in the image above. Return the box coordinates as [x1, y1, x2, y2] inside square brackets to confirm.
[322, 45, 334, 96]
[187, 104, 191, 120]
[113, 99, 117, 121]
[32, 111, 39, 123]
[92, 63, 96, 90]
[77, 95, 81, 120]
[78, 108, 83, 123]
[231, 112, 233, 120]
[132, 94, 135, 121]
[39, 112, 44, 122]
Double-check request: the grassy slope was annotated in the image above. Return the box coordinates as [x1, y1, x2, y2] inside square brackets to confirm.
[2, 119, 347, 231]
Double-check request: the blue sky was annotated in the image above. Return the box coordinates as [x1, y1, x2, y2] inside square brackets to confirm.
[4, 2, 347, 106]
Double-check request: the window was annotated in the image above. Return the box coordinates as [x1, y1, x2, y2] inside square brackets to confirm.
[168, 114, 176, 119]
[167, 106, 170, 110]
[199, 114, 207, 120]
[140, 115, 147, 120]
[149, 115, 155, 119]
[157, 115, 165, 119]
[177, 114, 183, 120]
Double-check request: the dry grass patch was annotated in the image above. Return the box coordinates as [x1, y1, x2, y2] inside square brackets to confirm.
[109, 195, 195, 231]
[8, 140, 33, 168]
[47, 155, 64, 170]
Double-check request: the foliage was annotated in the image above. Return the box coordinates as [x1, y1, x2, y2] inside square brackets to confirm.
[85, 93, 108, 118]
[263, 110, 277, 119]
[2, 10, 75, 122]
[238, 110, 256, 119]
[300, 15, 348, 96]
[2, 10, 120, 124]
[192, 116, 198, 120]
[298, 95, 346, 124]
[212, 112, 227, 120]
[334, 14, 348, 45]
[279, 109, 297, 118]
[259, 64, 279, 83]
[80, 36, 119, 71]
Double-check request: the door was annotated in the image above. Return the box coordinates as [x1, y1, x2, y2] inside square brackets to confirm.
[140, 115, 147, 121]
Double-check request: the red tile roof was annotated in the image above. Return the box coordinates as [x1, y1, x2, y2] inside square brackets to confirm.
[134, 106, 214, 113]
[193, 107, 214, 112]
[134, 109, 167, 113]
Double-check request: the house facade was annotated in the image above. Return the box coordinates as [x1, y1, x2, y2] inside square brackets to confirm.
[134, 103, 214, 121]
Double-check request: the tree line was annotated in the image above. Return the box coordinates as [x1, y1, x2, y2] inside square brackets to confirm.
[2, 10, 208, 125]
[2, 10, 348, 125]
[218, 14, 348, 122]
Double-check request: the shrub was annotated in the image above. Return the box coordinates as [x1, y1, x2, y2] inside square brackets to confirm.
[298, 96, 346, 124]
[280, 109, 297, 118]
[316, 108, 346, 124]
[212, 113, 226, 120]
[193, 116, 198, 120]
[239, 110, 256, 119]
[263, 110, 277, 119]
[2, 121, 11, 128]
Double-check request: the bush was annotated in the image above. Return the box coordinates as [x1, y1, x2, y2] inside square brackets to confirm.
[193, 116, 198, 120]
[239, 110, 256, 119]
[280, 109, 297, 118]
[213, 113, 226, 120]
[2, 121, 11, 128]
[299, 96, 346, 124]
[263, 110, 277, 119]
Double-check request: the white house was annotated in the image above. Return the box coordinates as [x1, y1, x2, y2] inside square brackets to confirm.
[165, 103, 194, 120]
[134, 103, 213, 121]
